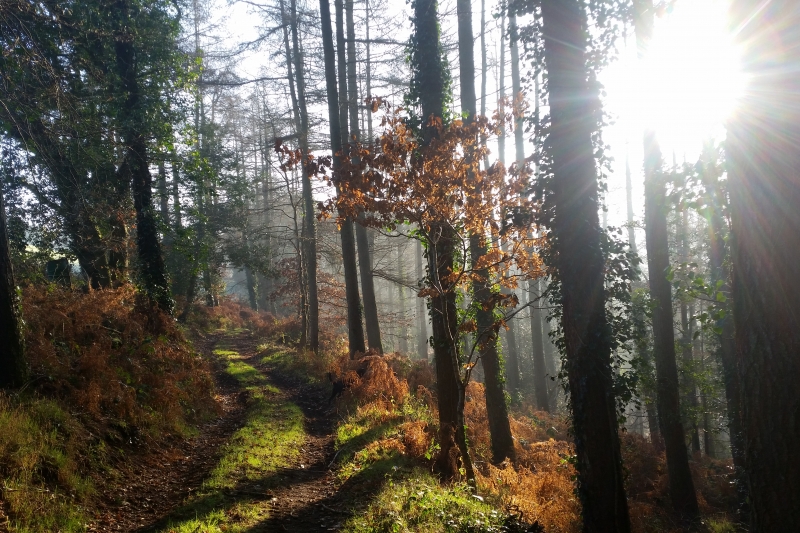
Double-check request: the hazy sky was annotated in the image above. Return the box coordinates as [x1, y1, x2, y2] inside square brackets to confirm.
[213, 0, 741, 246]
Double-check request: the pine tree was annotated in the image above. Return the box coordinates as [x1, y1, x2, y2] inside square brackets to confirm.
[728, 0, 800, 528]
[540, 1, 631, 529]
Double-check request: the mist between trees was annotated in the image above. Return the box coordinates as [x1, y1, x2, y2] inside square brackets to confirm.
[1, 0, 798, 531]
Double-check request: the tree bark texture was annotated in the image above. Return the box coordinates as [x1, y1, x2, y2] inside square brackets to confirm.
[679, 210, 701, 454]
[414, 0, 472, 482]
[634, 0, 698, 520]
[345, 0, 382, 353]
[0, 188, 26, 388]
[529, 278, 549, 411]
[289, 0, 319, 351]
[540, 2, 631, 530]
[643, 130, 700, 521]
[728, 1, 800, 529]
[416, 239, 428, 359]
[700, 149, 746, 498]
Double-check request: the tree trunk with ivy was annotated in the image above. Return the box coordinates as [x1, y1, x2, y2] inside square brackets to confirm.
[540, 1, 631, 530]
[411, 0, 473, 482]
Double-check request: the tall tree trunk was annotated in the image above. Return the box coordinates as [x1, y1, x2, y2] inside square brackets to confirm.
[625, 150, 637, 255]
[529, 277, 549, 411]
[509, 11, 524, 166]
[113, 0, 172, 314]
[414, 0, 474, 483]
[643, 131, 700, 521]
[171, 162, 182, 231]
[500, 240, 521, 397]
[506, 9, 525, 400]
[728, 1, 800, 529]
[158, 161, 170, 226]
[289, 0, 319, 351]
[457, 0, 516, 463]
[497, 5, 506, 165]
[625, 149, 649, 437]
[325, 0, 366, 357]
[634, 0, 699, 521]
[542, 296, 560, 407]
[345, 0, 383, 353]
[700, 145, 746, 499]
[540, 2, 631, 530]
[279, 0, 304, 329]
[416, 238, 428, 359]
[679, 209, 701, 454]
[0, 188, 26, 388]
[397, 241, 409, 354]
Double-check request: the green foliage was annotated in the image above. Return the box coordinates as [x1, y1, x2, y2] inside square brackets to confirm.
[404, 0, 453, 136]
[540, 226, 643, 420]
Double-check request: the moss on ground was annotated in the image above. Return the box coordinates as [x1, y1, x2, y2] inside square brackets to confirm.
[154, 346, 304, 533]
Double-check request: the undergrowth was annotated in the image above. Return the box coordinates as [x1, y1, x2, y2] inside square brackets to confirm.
[248, 295, 741, 533]
[0, 285, 219, 532]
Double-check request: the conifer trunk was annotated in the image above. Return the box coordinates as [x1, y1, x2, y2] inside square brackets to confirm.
[457, 0, 515, 463]
[634, 0, 699, 520]
[679, 209, 701, 454]
[529, 278, 549, 411]
[289, 0, 319, 351]
[326, 0, 366, 357]
[701, 148, 746, 496]
[728, 1, 800, 528]
[345, 0, 382, 353]
[416, 239, 428, 360]
[540, 2, 630, 530]
[113, 0, 172, 314]
[643, 131, 700, 521]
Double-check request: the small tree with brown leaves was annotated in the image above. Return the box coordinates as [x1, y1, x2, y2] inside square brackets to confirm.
[300, 103, 544, 482]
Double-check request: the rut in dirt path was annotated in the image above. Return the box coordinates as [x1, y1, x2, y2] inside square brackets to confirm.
[141, 331, 383, 532]
[89, 332, 249, 533]
[91, 329, 382, 532]
[248, 363, 345, 531]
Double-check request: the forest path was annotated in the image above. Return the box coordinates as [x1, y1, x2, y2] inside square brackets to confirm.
[91, 329, 364, 532]
[89, 332, 249, 532]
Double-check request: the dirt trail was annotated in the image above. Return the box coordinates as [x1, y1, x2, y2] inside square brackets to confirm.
[250, 359, 350, 532]
[89, 333, 248, 532]
[89, 331, 363, 532]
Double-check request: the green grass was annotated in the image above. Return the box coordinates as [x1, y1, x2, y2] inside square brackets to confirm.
[341, 469, 506, 533]
[0, 396, 96, 533]
[708, 518, 741, 533]
[155, 348, 305, 532]
[334, 396, 434, 483]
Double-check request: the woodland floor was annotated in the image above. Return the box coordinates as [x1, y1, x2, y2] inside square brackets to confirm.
[87, 330, 370, 533]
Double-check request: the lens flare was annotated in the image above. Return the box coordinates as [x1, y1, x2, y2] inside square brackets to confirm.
[604, 0, 745, 160]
